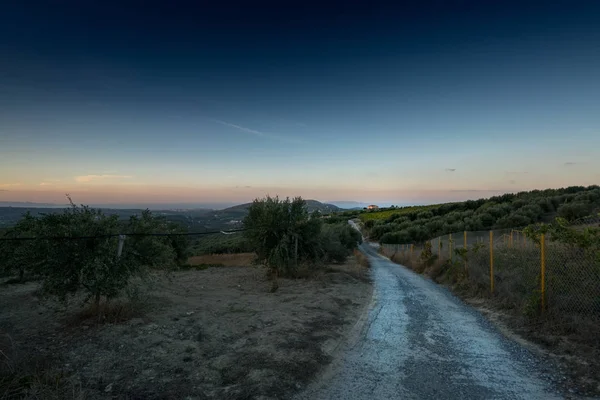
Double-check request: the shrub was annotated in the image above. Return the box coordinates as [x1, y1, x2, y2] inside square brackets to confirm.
[320, 223, 362, 263]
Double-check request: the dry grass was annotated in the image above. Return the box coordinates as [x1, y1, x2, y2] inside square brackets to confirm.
[353, 249, 370, 268]
[187, 252, 256, 267]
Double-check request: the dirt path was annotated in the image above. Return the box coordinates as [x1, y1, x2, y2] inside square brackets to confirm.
[297, 244, 566, 400]
[0, 260, 372, 399]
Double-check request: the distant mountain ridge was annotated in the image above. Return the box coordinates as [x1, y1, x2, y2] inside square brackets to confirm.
[221, 199, 340, 214]
[0, 199, 341, 229]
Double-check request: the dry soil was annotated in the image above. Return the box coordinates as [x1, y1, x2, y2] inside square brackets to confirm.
[0, 258, 372, 400]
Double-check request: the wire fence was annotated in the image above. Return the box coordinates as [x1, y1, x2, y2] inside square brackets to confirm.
[0, 228, 247, 242]
[381, 216, 600, 331]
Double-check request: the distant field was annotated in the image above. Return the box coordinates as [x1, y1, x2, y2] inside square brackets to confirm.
[359, 204, 440, 221]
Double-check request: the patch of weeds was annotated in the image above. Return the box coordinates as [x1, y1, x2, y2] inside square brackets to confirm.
[68, 299, 144, 325]
[0, 350, 83, 400]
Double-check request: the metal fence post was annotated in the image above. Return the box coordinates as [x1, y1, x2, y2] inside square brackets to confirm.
[489, 231, 494, 294]
[541, 233, 546, 312]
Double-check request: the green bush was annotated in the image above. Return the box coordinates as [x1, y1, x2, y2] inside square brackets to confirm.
[320, 223, 362, 262]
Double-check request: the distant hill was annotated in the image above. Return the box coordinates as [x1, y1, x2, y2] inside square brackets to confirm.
[0, 199, 341, 231]
[327, 201, 371, 209]
[361, 185, 600, 244]
[221, 199, 340, 214]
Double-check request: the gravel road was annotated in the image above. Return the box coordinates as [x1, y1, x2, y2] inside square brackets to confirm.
[297, 238, 563, 400]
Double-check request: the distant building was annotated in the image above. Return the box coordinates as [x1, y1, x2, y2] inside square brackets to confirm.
[367, 205, 379, 210]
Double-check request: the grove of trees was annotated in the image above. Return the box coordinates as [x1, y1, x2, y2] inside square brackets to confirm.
[359, 185, 600, 244]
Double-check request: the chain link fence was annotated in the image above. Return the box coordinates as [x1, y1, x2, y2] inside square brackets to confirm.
[381, 217, 600, 333]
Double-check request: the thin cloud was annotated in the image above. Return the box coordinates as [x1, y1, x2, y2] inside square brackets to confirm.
[0, 189, 7, 192]
[211, 119, 304, 144]
[0, 183, 21, 189]
[445, 168, 456, 172]
[509, 180, 516, 185]
[564, 162, 577, 166]
[40, 179, 61, 186]
[75, 174, 133, 183]
[505, 171, 528, 175]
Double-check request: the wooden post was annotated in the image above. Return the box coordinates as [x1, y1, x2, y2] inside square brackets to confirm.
[464, 231, 468, 273]
[449, 233, 452, 261]
[295, 234, 298, 268]
[541, 234, 546, 312]
[489, 231, 494, 294]
[117, 235, 126, 258]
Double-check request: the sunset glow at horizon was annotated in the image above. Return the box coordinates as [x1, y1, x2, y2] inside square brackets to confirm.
[2, 2, 599, 207]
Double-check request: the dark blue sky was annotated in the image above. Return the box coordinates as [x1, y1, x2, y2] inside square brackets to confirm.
[1, 1, 599, 205]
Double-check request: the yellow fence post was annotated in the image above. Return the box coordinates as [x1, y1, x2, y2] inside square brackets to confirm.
[489, 231, 494, 294]
[541, 233, 546, 312]
[449, 233, 453, 261]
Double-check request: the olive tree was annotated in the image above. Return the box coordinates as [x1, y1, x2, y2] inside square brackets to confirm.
[1, 199, 187, 310]
[243, 196, 323, 276]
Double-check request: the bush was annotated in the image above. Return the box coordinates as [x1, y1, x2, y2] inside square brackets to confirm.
[320, 223, 362, 263]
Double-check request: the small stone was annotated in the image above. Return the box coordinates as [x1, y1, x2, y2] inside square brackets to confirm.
[186, 311, 195, 316]
[104, 383, 113, 393]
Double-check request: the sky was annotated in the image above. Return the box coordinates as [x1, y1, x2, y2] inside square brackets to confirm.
[1, 0, 599, 208]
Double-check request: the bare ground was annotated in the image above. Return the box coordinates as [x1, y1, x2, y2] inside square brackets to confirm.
[0, 258, 372, 400]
